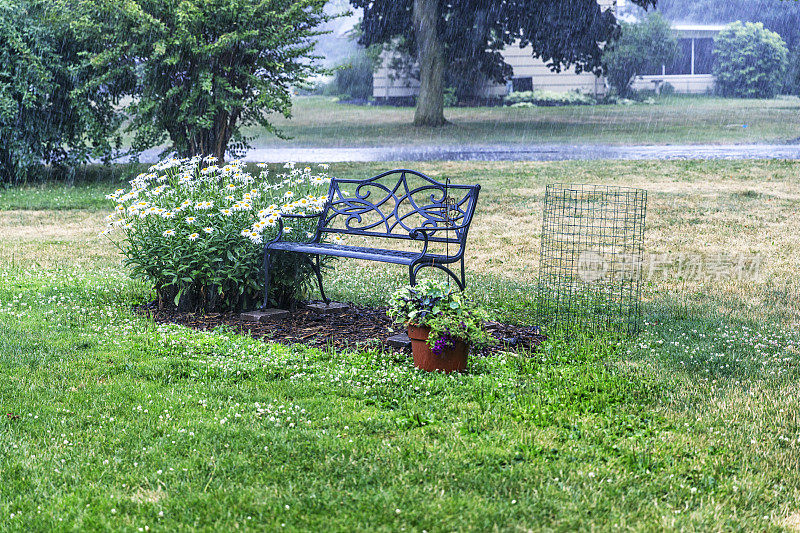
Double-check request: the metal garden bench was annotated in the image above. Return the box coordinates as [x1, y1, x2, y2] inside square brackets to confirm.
[262, 169, 481, 307]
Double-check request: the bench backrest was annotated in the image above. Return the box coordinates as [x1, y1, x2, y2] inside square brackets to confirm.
[317, 169, 480, 247]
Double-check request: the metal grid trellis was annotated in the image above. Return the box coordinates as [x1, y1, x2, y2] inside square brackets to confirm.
[537, 183, 647, 334]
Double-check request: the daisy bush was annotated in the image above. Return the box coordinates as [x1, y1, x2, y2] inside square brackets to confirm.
[104, 156, 332, 311]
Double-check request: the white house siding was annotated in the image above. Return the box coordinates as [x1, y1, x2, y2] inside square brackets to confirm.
[631, 74, 715, 94]
[498, 46, 606, 96]
[373, 47, 605, 100]
[372, 20, 724, 100]
[373, 51, 418, 99]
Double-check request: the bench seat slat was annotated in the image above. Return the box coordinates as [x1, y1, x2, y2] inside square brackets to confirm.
[268, 241, 452, 265]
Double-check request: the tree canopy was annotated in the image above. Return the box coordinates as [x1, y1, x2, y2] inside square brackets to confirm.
[0, 0, 123, 183]
[82, 0, 331, 161]
[351, 0, 656, 125]
[0, 0, 332, 181]
[602, 13, 677, 97]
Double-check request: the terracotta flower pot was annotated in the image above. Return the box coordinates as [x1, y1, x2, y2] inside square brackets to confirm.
[406, 324, 468, 373]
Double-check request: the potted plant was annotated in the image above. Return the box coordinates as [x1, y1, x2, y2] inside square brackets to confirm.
[387, 280, 495, 372]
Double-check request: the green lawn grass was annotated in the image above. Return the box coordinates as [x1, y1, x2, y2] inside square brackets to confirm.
[2, 161, 800, 531]
[242, 95, 800, 147]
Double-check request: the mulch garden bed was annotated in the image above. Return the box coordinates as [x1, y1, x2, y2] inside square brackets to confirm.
[136, 301, 546, 356]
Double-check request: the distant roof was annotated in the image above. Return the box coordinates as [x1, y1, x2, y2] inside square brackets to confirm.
[671, 23, 728, 32]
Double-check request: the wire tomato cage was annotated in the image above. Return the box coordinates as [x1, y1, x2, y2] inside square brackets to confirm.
[537, 183, 647, 335]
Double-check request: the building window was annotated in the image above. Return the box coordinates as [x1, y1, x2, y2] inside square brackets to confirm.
[693, 38, 714, 74]
[642, 62, 664, 76]
[666, 38, 693, 75]
[512, 77, 533, 92]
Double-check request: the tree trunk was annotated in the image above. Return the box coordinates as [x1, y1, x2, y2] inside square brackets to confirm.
[413, 0, 447, 127]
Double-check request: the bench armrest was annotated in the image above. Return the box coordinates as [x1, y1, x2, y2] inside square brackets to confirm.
[409, 228, 431, 256]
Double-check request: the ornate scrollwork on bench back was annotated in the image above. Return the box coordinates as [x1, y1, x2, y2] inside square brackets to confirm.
[319, 169, 480, 245]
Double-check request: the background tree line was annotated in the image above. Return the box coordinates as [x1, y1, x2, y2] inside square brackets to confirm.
[2, 0, 660, 183]
[0, 0, 329, 183]
[6, 0, 793, 185]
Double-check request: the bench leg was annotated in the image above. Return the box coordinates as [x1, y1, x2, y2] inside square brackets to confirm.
[306, 254, 330, 304]
[311, 255, 331, 305]
[290, 258, 299, 312]
[410, 261, 466, 291]
[261, 247, 272, 310]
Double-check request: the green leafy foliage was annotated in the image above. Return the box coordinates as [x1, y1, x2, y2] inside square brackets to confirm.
[0, 0, 123, 184]
[601, 13, 678, 97]
[787, 47, 800, 97]
[80, 0, 331, 160]
[330, 51, 375, 101]
[387, 280, 495, 351]
[712, 21, 788, 99]
[387, 279, 451, 325]
[352, 0, 655, 112]
[504, 90, 595, 107]
[104, 157, 333, 311]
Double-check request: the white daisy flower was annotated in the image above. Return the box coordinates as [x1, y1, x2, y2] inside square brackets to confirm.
[163, 229, 176, 237]
[188, 232, 200, 241]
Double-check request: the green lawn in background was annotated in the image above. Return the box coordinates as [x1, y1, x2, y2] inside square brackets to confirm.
[2, 160, 800, 531]
[241, 95, 800, 147]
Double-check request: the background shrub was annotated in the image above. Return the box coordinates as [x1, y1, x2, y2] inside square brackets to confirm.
[783, 47, 800, 96]
[659, 82, 676, 96]
[105, 158, 332, 312]
[713, 21, 788, 98]
[0, 0, 123, 184]
[330, 51, 374, 101]
[504, 89, 595, 107]
[601, 13, 678, 97]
